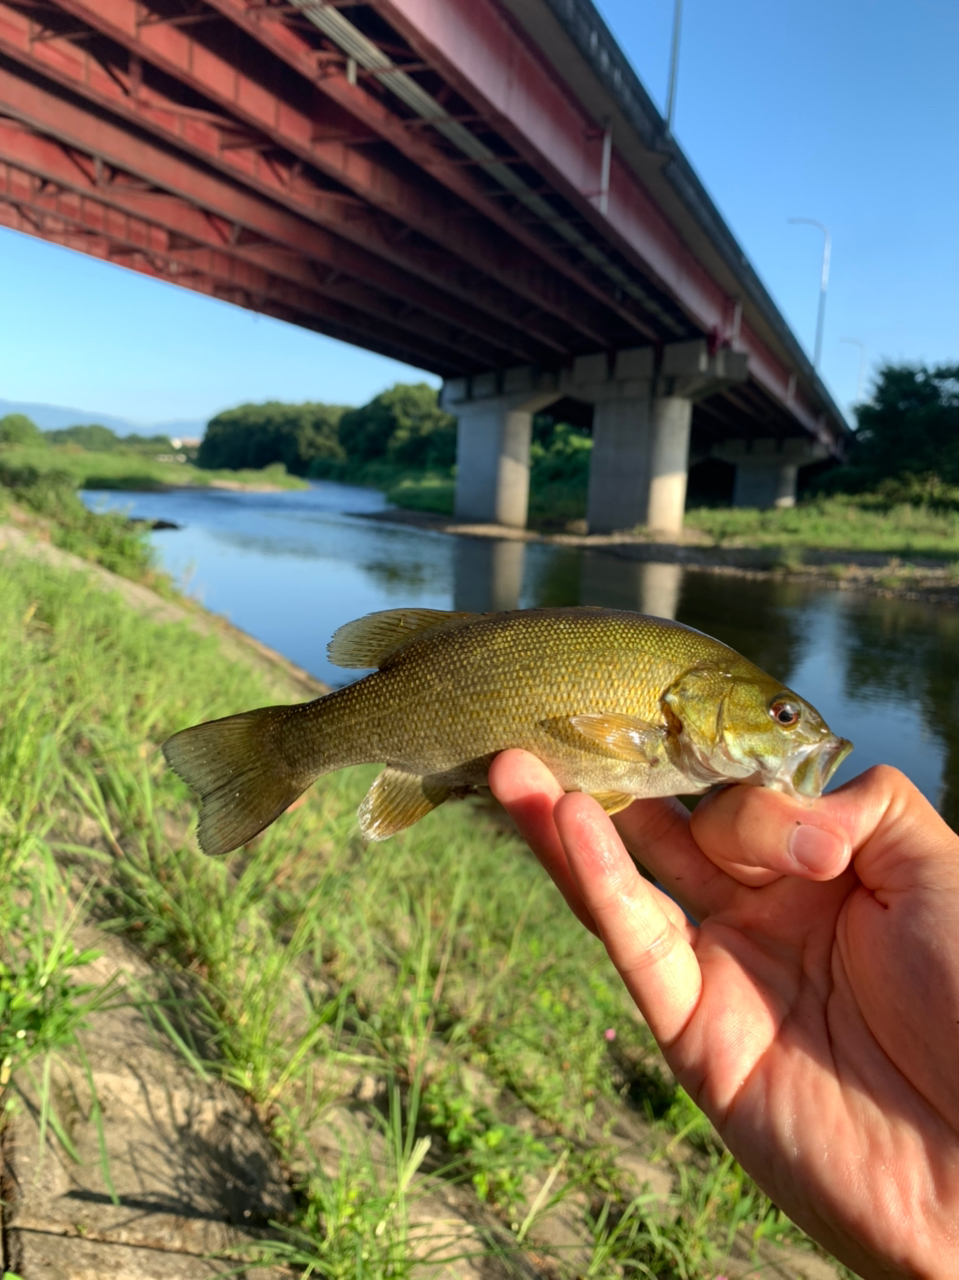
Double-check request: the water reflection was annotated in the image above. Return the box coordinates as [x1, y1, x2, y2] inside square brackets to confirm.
[673, 572, 810, 691]
[454, 539, 526, 612]
[81, 484, 954, 825]
[838, 596, 959, 829]
[579, 553, 683, 619]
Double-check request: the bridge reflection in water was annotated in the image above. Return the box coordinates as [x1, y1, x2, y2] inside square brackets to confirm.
[452, 536, 682, 620]
[579, 554, 683, 620]
[453, 539, 528, 614]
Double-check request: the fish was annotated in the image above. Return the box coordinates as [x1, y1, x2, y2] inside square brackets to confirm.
[162, 606, 852, 857]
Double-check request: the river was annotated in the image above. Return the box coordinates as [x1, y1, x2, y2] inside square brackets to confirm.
[82, 481, 959, 829]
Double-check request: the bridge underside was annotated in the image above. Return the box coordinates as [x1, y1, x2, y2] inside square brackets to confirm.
[0, 0, 846, 530]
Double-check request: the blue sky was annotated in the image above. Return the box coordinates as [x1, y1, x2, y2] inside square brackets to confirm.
[1, 0, 956, 427]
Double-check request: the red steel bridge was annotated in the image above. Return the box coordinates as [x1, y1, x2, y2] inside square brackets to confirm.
[0, 0, 850, 531]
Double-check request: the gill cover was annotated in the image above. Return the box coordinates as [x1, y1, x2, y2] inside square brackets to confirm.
[663, 661, 852, 798]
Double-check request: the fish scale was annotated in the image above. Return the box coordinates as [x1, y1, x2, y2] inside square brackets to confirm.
[163, 606, 852, 856]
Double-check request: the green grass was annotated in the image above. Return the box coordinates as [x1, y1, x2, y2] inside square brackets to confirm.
[383, 457, 959, 556]
[0, 442, 307, 491]
[384, 472, 590, 529]
[0, 463, 169, 589]
[686, 493, 959, 557]
[0, 535, 840, 1276]
[385, 474, 454, 515]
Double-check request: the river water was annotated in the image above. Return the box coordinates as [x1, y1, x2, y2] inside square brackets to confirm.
[82, 482, 959, 829]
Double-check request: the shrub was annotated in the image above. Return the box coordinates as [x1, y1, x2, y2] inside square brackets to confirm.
[199, 401, 347, 474]
[0, 412, 45, 446]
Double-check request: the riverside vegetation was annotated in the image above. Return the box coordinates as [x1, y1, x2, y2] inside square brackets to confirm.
[191, 363, 959, 559]
[0, 476, 847, 1276]
[0, 411, 307, 493]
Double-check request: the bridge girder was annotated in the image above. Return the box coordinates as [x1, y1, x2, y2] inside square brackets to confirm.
[0, 0, 849, 455]
[0, 68, 569, 369]
[31, 0, 672, 344]
[0, 0, 656, 353]
[0, 153, 527, 372]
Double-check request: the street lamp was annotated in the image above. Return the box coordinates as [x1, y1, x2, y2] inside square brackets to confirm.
[787, 217, 831, 371]
[841, 337, 867, 402]
[666, 0, 683, 131]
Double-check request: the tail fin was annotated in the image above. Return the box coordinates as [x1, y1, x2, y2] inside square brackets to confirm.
[163, 706, 312, 856]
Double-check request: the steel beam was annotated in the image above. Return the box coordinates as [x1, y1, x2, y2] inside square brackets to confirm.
[374, 0, 827, 438]
[0, 192, 464, 374]
[0, 131, 513, 370]
[0, 0, 616, 351]
[0, 201, 462, 373]
[200, 0, 664, 342]
[0, 61, 565, 368]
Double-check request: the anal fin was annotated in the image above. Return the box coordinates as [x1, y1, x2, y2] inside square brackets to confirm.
[358, 767, 451, 841]
[589, 791, 635, 816]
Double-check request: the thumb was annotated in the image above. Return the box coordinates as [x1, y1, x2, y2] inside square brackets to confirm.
[691, 765, 957, 892]
[690, 784, 852, 886]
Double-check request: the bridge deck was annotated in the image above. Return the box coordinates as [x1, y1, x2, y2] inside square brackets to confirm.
[0, 0, 848, 460]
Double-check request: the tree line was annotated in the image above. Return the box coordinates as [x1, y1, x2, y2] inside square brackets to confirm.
[196, 383, 456, 477]
[3, 362, 956, 502]
[0, 414, 177, 454]
[823, 362, 959, 498]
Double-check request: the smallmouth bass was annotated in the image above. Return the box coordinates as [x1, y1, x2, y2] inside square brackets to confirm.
[163, 606, 852, 857]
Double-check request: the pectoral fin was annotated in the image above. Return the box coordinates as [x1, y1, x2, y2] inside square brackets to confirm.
[566, 713, 671, 764]
[358, 767, 451, 840]
[589, 791, 635, 815]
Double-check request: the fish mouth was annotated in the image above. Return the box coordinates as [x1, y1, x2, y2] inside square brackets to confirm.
[789, 735, 854, 798]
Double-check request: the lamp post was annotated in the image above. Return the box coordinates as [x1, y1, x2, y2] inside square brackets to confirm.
[841, 337, 867, 402]
[787, 217, 831, 371]
[666, 0, 683, 131]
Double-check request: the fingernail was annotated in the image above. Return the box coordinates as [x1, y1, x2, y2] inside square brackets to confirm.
[789, 823, 846, 875]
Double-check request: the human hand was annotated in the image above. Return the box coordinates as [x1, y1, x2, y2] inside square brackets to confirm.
[488, 752, 959, 1280]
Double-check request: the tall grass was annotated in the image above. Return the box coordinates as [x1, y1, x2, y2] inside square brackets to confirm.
[0, 550, 839, 1276]
[686, 492, 959, 556]
[384, 461, 959, 555]
[1, 462, 164, 586]
[0, 442, 306, 491]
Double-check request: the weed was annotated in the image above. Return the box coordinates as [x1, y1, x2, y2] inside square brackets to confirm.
[240, 1081, 467, 1278]
[687, 494, 959, 558]
[585, 1192, 691, 1278]
[0, 549, 844, 1277]
[0, 442, 307, 492]
[424, 1077, 552, 1214]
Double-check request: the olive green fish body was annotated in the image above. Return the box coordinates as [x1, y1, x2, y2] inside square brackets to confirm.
[163, 606, 852, 856]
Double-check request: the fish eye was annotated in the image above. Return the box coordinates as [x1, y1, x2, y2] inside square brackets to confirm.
[769, 697, 802, 728]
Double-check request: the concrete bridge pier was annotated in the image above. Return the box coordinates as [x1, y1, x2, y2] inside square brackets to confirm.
[580, 550, 683, 618]
[646, 396, 694, 533]
[447, 375, 557, 527]
[713, 439, 831, 509]
[587, 342, 748, 535]
[443, 342, 747, 535]
[586, 394, 655, 534]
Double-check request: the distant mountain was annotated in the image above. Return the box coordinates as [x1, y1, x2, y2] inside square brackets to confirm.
[0, 398, 206, 440]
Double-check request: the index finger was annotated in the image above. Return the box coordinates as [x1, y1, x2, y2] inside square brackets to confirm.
[612, 795, 733, 921]
[491, 749, 737, 923]
[556, 792, 703, 1048]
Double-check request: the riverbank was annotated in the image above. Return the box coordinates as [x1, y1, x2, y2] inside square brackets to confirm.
[0, 441, 308, 491]
[0, 516, 844, 1280]
[360, 506, 959, 608]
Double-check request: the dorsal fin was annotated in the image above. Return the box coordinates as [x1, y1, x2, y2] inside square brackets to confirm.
[327, 608, 481, 669]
